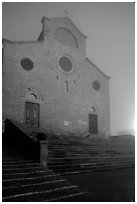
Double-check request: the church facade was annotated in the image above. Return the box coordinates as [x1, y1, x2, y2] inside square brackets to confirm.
[2, 16, 110, 137]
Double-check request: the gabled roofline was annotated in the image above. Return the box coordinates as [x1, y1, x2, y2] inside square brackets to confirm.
[86, 57, 111, 79]
[43, 16, 87, 39]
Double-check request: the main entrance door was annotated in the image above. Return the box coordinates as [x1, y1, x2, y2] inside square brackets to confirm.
[89, 114, 98, 134]
[25, 102, 39, 128]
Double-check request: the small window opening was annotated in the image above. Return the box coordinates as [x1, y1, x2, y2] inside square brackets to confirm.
[57, 75, 58, 79]
[65, 81, 68, 92]
[74, 80, 76, 84]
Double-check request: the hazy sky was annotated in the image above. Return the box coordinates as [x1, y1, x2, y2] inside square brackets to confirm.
[2, 2, 135, 135]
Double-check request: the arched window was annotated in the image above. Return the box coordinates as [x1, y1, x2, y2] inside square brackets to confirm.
[54, 27, 78, 48]
[91, 107, 96, 112]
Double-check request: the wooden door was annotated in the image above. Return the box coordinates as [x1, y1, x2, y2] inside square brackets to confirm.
[26, 102, 39, 128]
[89, 114, 98, 134]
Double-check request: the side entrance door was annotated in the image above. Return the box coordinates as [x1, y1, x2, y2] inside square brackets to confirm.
[89, 114, 98, 134]
[26, 102, 40, 128]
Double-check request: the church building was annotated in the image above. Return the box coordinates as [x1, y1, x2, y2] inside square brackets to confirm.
[2, 16, 110, 137]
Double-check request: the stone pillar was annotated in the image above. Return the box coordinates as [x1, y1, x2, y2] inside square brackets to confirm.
[39, 140, 48, 167]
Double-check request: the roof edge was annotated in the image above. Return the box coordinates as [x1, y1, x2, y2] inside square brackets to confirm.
[66, 17, 87, 39]
[85, 57, 111, 79]
[2, 38, 13, 43]
[2, 38, 42, 44]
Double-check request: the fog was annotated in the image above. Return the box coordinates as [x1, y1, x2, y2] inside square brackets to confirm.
[2, 2, 135, 135]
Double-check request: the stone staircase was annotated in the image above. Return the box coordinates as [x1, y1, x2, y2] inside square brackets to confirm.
[2, 144, 90, 202]
[47, 134, 135, 175]
[2, 119, 135, 201]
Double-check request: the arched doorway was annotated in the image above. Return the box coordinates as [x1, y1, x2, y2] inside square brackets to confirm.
[25, 92, 40, 128]
[89, 107, 98, 134]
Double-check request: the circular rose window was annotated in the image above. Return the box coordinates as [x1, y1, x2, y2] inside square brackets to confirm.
[58, 56, 73, 72]
[21, 58, 34, 71]
[92, 80, 101, 90]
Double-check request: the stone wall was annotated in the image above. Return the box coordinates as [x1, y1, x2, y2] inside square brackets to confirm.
[2, 17, 110, 137]
[3, 38, 110, 137]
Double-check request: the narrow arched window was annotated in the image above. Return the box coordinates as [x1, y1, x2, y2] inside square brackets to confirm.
[65, 81, 68, 92]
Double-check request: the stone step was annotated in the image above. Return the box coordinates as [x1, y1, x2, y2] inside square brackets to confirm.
[2, 178, 68, 190]
[2, 173, 64, 187]
[47, 160, 134, 167]
[48, 155, 134, 161]
[48, 142, 134, 147]
[44, 191, 91, 202]
[2, 162, 43, 167]
[2, 166, 47, 173]
[48, 152, 101, 156]
[47, 164, 135, 176]
[3, 170, 56, 180]
[48, 147, 134, 154]
[48, 146, 106, 150]
[3, 185, 81, 202]
[2, 157, 36, 162]
[49, 147, 134, 152]
[48, 141, 134, 146]
[3, 179, 73, 197]
[49, 159, 134, 167]
[48, 163, 135, 175]
[2, 154, 26, 158]
[48, 161, 134, 172]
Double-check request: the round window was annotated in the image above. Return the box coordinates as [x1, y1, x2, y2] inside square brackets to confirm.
[58, 56, 73, 72]
[21, 58, 34, 71]
[92, 81, 101, 91]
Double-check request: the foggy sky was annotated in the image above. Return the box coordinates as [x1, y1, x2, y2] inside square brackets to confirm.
[2, 2, 135, 135]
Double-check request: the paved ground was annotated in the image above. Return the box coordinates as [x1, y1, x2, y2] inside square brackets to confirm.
[65, 168, 135, 202]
